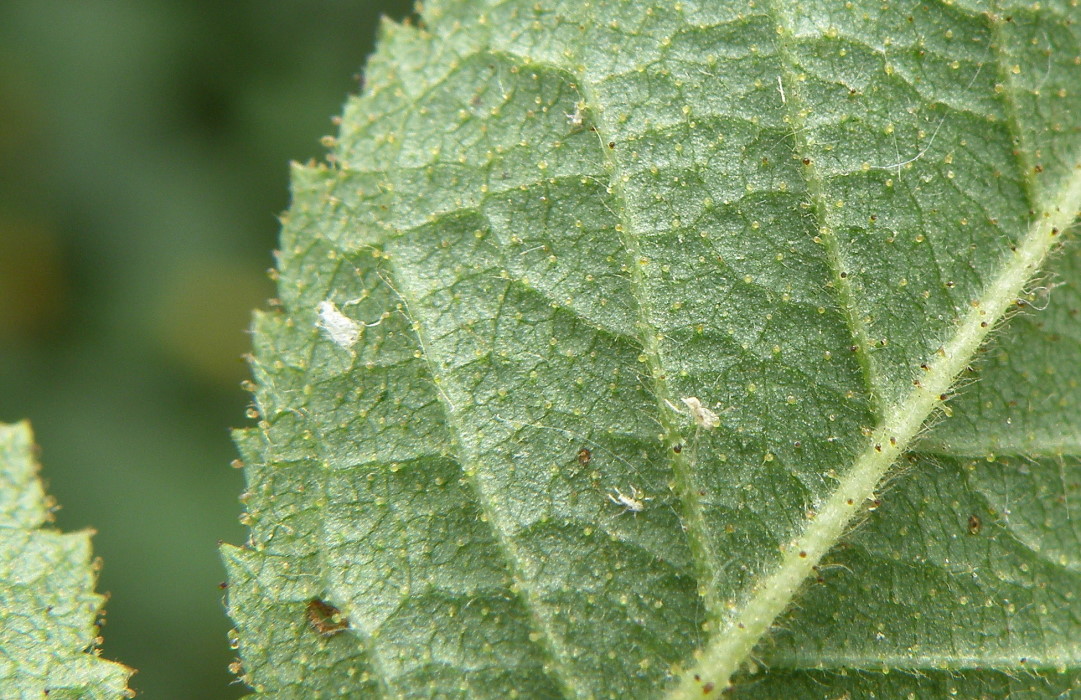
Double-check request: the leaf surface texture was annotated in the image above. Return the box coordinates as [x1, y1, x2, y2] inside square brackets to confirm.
[224, 1, 1081, 697]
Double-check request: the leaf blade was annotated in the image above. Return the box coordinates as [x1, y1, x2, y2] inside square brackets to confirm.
[227, 0, 1081, 697]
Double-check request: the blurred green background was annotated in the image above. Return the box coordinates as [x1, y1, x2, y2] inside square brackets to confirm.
[0, 1, 411, 696]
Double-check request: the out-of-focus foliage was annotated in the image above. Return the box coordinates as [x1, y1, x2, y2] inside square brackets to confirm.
[0, 2, 410, 697]
[0, 421, 133, 699]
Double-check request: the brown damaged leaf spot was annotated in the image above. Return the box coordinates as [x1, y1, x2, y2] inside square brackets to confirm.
[306, 598, 350, 637]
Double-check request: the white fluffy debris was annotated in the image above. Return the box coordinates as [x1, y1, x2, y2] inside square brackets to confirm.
[316, 300, 361, 350]
[681, 396, 720, 430]
[565, 103, 584, 127]
[608, 486, 652, 515]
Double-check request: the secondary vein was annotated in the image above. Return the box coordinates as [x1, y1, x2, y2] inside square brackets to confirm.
[378, 251, 587, 700]
[573, 72, 727, 629]
[765, 0, 888, 422]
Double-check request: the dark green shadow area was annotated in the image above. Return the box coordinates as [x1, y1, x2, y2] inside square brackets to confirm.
[0, 1, 412, 696]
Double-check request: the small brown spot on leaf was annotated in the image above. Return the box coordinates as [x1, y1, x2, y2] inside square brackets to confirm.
[307, 598, 349, 637]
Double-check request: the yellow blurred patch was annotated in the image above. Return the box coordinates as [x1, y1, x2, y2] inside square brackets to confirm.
[153, 257, 271, 388]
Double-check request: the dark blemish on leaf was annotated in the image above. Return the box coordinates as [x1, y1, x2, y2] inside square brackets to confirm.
[967, 515, 982, 535]
[673, 444, 683, 454]
[608, 141, 616, 149]
[577, 447, 592, 465]
[307, 598, 349, 637]
[702, 682, 715, 694]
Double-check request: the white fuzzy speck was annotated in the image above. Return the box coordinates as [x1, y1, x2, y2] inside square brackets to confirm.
[317, 300, 361, 349]
[608, 486, 651, 514]
[681, 397, 720, 430]
[565, 103, 584, 127]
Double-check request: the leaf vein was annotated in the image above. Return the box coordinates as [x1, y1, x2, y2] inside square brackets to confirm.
[766, 0, 887, 421]
[377, 252, 588, 699]
[567, 63, 726, 629]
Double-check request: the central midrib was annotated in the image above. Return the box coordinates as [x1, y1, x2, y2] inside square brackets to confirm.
[666, 4, 1081, 698]
[669, 164, 1081, 698]
[765, 647, 1081, 670]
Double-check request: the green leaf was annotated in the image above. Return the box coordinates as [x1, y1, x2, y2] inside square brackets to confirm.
[0, 421, 133, 699]
[224, 1, 1081, 697]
